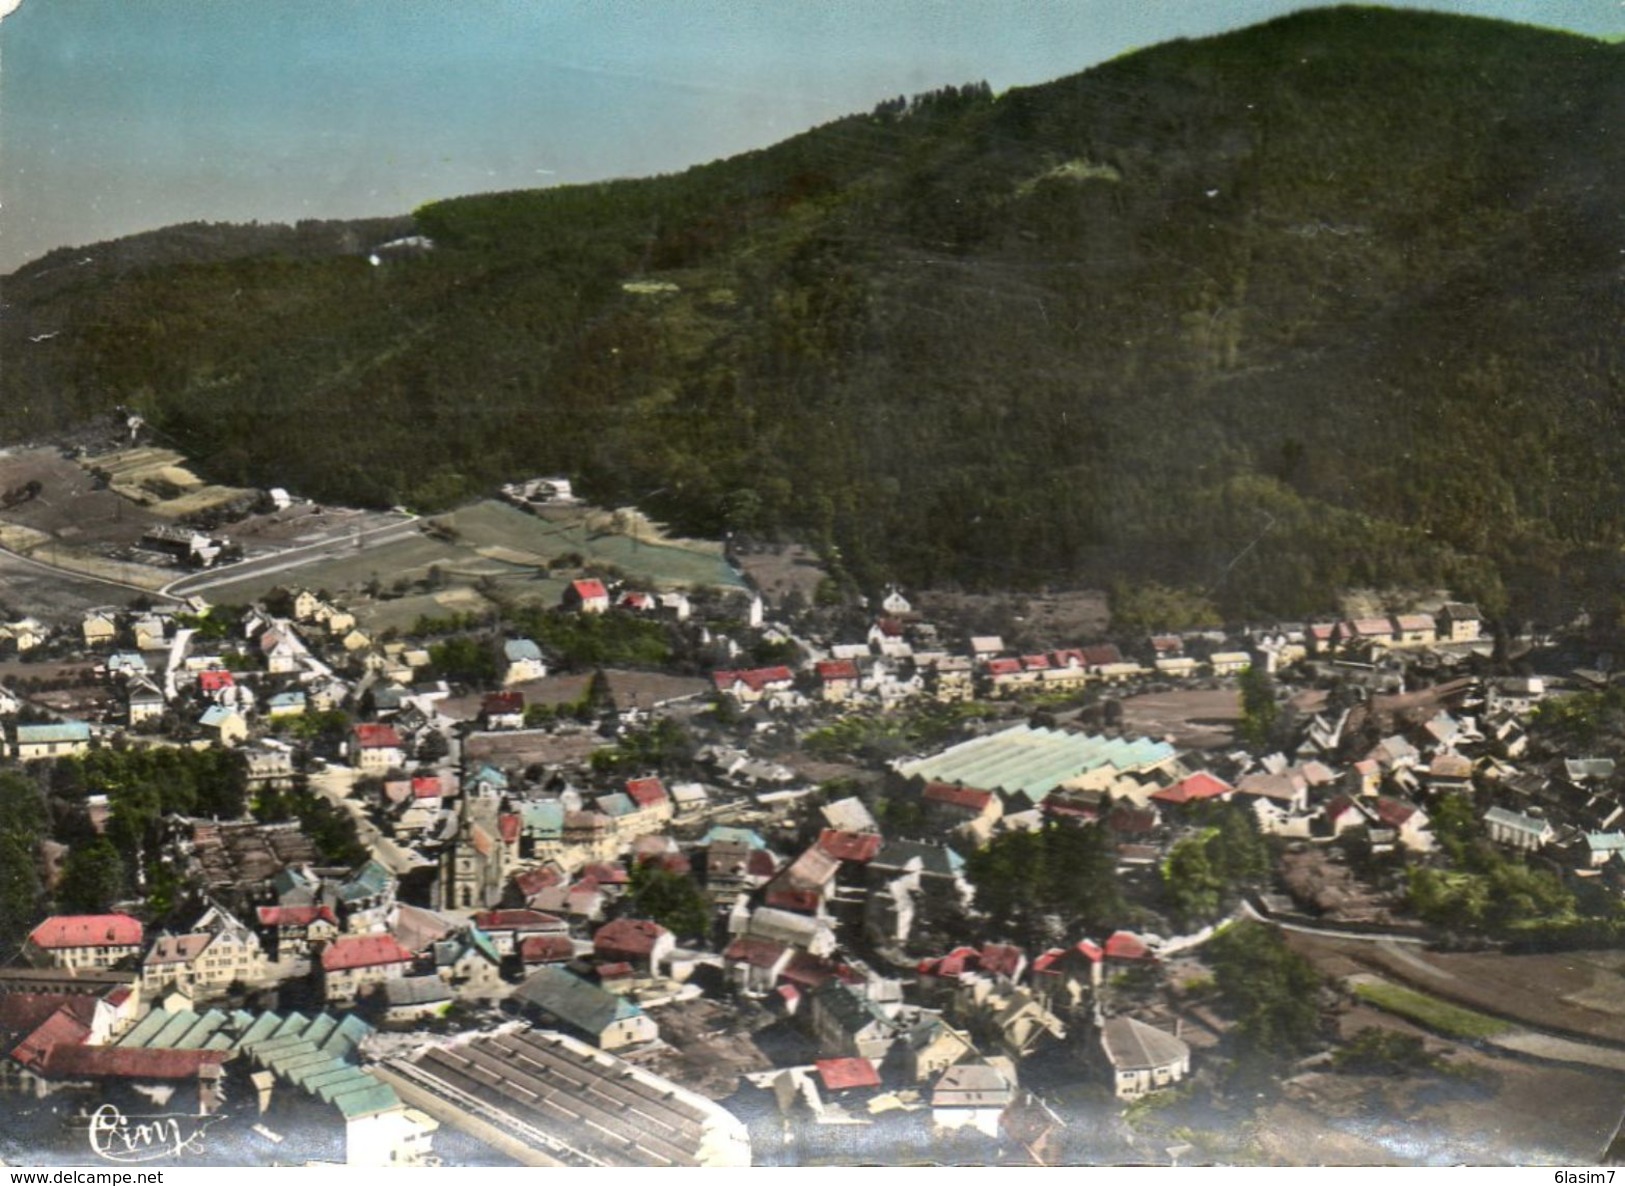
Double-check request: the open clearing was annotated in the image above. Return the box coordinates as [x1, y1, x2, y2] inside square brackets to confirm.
[1256, 1003, 1623, 1166]
[1119, 685, 1241, 749]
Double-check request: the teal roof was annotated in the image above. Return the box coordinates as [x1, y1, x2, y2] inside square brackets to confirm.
[1485, 806, 1550, 837]
[1588, 832, 1625, 852]
[504, 639, 543, 663]
[121, 1008, 180, 1048]
[331, 1080, 401, 1120]
[337, 859, 392, 903]
[173, 1010, 228, 1050]
[521, 801, 565, 838]
[466, 763, 509, 791]
[703, 826, 766, 849]
[596, 792, 635, 818]
[895, 724, 1176, 798]
[513, 966, 644, 1036]
[17, 722, 91, 744]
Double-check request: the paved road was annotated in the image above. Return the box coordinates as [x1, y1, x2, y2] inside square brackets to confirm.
[163, 514, 419, 597]
[308, 764, 433, 877]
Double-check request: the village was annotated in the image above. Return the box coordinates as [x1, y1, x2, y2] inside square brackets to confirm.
[1, 467, 1624, 1168]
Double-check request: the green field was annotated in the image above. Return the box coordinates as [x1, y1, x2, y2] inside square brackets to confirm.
[1353, 979, 1513, 1041]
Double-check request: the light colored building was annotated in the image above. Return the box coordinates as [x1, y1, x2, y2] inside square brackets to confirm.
[26, 915, 144, 971]
[1101, 1015, 1191, 1099]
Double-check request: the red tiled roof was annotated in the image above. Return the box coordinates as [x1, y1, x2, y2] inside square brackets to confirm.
[597, 961, 634, 981]
[1151, 771, 1234, 805]
[1103, 931, 1153, 961]
[320, 933, 415, 972]
[580, 862, 629, 886]
[922, 782, 994, 813]
[10, 1004, 93, 1068]
[569, 579, 609, 601]
[978, 944, 1025, 979]
[745, 849, 780, 879]
[640, 852, 692, 877]
[474, 909, 566, 932]
[917, 946, 980, 980]
[28, 915, 143, 951]
[724, 937, 790, 970]
[352, 723, 402, 750]
[256, 904, 337, 928]
[1395, 614, 1436, 632]
[1325, 795, 1360, 823]
[1031, 948, 1067, 977]
[619, 592, 655, 610]
[985, 658, 1023, 677]
[38, 1045, 227, 1081]
[712, 666, 795, 693]
[498, 813, 521, 845]
[1107, 805, 1159, 835]
[625, 777, 668, 808]
[1076, 939, 1104, 962]
[875, 618, 905, 638]
[1151, 635, 1182, 654]
[817, 829, 883, 863]
[782, 950, 863, 990]
[593, 919, 670, 960]
[0, 993, 98, 1039]
[412, 775, 445, 799]
[1020, 654, 1052, 672]
[1051, 649, 1089, 668]
[518, 934, 575, 964]
[1081, 644, 1124, 667]
[1374, 798, 1419, 828]
[198, 670, 235, 692]
[482, 692, 524, 715]
[817, 1057, 881, 1092]
[816, 659, 861, 681]
[513, 866, 564, 897]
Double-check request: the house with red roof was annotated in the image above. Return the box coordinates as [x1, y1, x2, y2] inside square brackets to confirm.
[472, 909, 569, 956]
[319, 933, 416, 1003]
[25, 915, 144, 972]
[1391, 614, 1438, 648]
[711, 666, 796, 706]
[722, 936, 795, 996]
[623, 776, 674, 829]
[254, 904, 339, 958]
[1373, 797, 1433, 852]
[518, 934, 575, 968]
[348, 722, 404, 772]
[815, 658, 862, 703]
[764, 846, 841, 915]
[983, 656, 1031, 696]
[481, 691, 525, 730]
[1102, 931, 1155, 964]
[816, 829, 884, 866]
[197, 668, 236, 697]
[816, 1056, 882, 1095]
[1150, 771, 1234, 807]
[592, 918, 674, 975]
[921, 782, 1003, 834]
[562, 579, 610, 614]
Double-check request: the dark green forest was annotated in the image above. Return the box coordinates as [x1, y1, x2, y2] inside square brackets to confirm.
[4, 8, 1622, 621]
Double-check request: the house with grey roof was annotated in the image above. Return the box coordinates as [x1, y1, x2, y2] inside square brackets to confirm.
[1483, 806, 1555, 852]
[510, 966, 657, 1049]
[1100, 1015, 1191, 1099]
[805, 982, 899, 1061]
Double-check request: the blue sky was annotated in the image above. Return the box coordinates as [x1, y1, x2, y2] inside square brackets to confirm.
[2, 1, 1620, 272]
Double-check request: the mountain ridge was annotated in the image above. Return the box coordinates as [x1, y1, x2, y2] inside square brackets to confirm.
[3, 6, 1621, 623]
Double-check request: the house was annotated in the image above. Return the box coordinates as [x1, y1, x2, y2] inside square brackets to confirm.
[127, 683, 167, 726]
[624, 776, 674, 827]
[822, 796, 879, 834]
[1150, 771, 1233, 808]
[668, 781, 710, 816]
[764, 846, 841, 915]
[920, 782, 1004, 835]
[510, 966, 657, 1049]
[930, 1062, 1016, 1137]
[711, 666, 795, 706]
[1484, 806, 1555, 852]
[82, 610, 118, 648]
[1437, 602, 1484, 643]
[1154, 657, 1200, 679]
[895, 1014, 978, 1084]
[470, 909, 568, 956]
[15, 721, 92, 762]
[254, 904, 339, 958]
[722, 936, 794, 996]
[140, 905, 266, 999]
[1372, 798, 1433, 852]
[25, 915, 144, 971]
[320, 934, 417, 1004]
[1584, 832, 1625, 868]
[1100, 1015, 1191, 1099]
[481, 691, 525, 731]
[592, 919, 674, 975]
[198, 669, 236, 699]
[266, 690, 306, 719]
[336, 859, 398, 933]
[815, 659, 862, 703]
[1392, 614, 1438, 648]
[381, 975, 454, 1024]
[805, 982, 897, 1061]
[431, 927, 505, 995]
[502, 639, 547, 685]
[198, 704, 249, 747]
[563, 579, 610, 614]
[1208, 652, 1252, 677]
[349, 723, 405, 772]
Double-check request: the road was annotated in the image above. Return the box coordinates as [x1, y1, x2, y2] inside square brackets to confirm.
[0, 538, 184, 604]
[162, 513, 419, 597]
[308, 763, 433, 878]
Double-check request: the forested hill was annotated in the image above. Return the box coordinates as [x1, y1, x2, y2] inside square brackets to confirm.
[4, 7, 1622, 623]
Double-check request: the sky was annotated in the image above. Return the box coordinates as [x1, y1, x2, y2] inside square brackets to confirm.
[2, 0, 1621, 273]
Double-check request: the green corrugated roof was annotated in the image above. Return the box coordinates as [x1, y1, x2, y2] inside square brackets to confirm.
[301, 1013, 338, 1047]
[271, 1011, 310, 1039]
[173, 1010, 227, 1050]
[238, 1011, 284, 1047]
[120, 1009, 180, 1049]
[331, 1080, 401, 1120]
[152, 1010, 205, 1048]
[897, 725, 1174, 798]
[316, 1069, 379, 1103]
